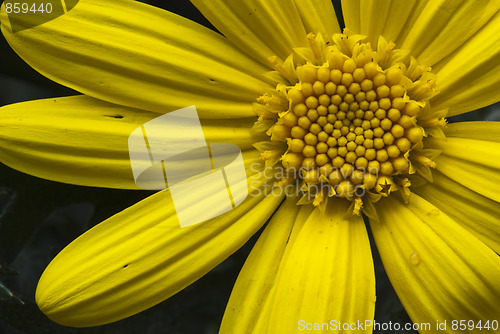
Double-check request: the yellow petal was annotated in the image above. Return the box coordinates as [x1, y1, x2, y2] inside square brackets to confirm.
[426, 136, 500, 202]
[36, 184, 284, 327]
[362, 0, 404, 46]
[430, 10, 500, 117]
[400, 0, 500, 67]
[264, 199, 375, 333]
[191, 0, 307, 65]
[0, 0, 270, 118]
[341, 0, 361, 36]
[392, 1, 432, 46]
[341, 0, 425, 47]
[372, 195, 500, 328]
[414, 170, 500, 254]
[444, 121, 500, 143]
[292, 0, 341, 40]
[220, 198, 306, 334]
[359, 0, 393, 46]
[252, 203, 317, 334]
[0, 96, 262, 189]
[386, 0, 426, 46]
[427, 136, 500, 170]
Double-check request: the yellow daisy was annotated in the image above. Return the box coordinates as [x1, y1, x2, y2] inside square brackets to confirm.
[1, 0, 500, 332]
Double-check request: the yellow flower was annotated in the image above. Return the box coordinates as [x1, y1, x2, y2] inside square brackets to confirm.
[1, 0, 500, 332]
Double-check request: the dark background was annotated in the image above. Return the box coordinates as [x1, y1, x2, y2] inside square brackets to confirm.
[0, 1, 498, 333]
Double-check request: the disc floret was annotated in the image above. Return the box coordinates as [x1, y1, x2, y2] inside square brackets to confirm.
[254, 30, 444, 214]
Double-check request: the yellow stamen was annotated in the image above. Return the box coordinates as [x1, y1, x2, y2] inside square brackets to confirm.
[421, 117, 448, 128]
[413, 154, 437, 168]
[353, 198, 363, 216]
[261, 150, 282, 161]
[307, 33, 322, 62]
[257, 93, 288, 110]
[253, 31, 442, 212]
[268, 56, 295, 83]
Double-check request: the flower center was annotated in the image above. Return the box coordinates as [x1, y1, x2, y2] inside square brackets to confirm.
[254, 30, 446, 215]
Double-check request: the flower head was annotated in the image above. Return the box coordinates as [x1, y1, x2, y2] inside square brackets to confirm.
[0, 0, 499, 332]
[256, 29, 442, 218]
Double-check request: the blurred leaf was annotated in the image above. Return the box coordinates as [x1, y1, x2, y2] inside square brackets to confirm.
[0, 282, 24, 304]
